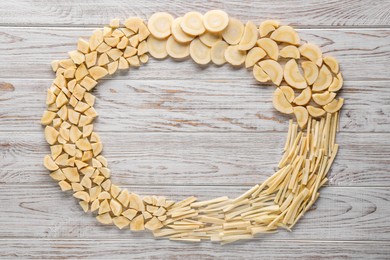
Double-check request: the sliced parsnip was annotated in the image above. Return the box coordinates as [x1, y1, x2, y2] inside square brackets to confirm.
[284, 59, 307, 89]
[224, 45, 246, 66]
[312, 91, 336, 106]
[171, 17, 194, 43]
[181, 12, 205, 36]
[301, 61, 319, 85]
[273, 87, 293, 114]
[328, 72, 343, 92]
[312, 65, 332, 92]
[280, 85, 295, 103]
[270, 25, 300, 45]
[256, 38, 279, 60]
[323, 98, 344, 113]
[238, 21, 258, 51]
[253, 64, 270, 82]
[258, 59, 283, 86]
[323, 56, 339, 74]
[199, 31, 222, 47]
[245, 47, 266, 68]
[146, 35, 168, 59]
[147, 12, 174, 39]
[222, 18, 244, 45]
[166, 36, 190, 59]
[280, 45, 300, 59]
[203, 10, 229, 33]
[307, 105, 326, 118]
[299, 43, 322, 66]
[190, 38, 211, 65]
[210, 41, 228, 65]
[293, 87, 311, 106]
[259, 20, 279, 37]
[293, 106, 309, 129]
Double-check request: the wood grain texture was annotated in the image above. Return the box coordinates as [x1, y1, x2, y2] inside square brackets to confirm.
[0, 28, 389, 80]
[0, 0, 390, 27]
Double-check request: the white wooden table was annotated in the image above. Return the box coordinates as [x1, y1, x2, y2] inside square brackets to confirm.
[0, 1, 389, 259]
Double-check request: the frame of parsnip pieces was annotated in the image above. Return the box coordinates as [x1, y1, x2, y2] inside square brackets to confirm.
[42, 10, 343, 244]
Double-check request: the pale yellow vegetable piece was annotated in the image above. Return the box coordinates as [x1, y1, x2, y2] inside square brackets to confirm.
[259, 59, 283, 86]
[312, 65, 332, 92]
[110, 18, 120, 29]
[146, 35, 168, 59]
[280, 85, 295, 103]
[259, 20, 279, 37]
[301, 61, 319, 85]
[171, 17, 194, 43]
[293, 87, 312, 106]
[138, 23, 150, 42]
[130, 214, 145, 231]
[253, 64, 270, 82]
[280, 45, 300, 59]
[203, 10, 229, 33]
[222, 18, 244, 45]
[41, 111, 57, 125]
[166, 36, 190, 59]
[113, 216, 130, 229]
[273, 87, 293, 114]
[224, 45, 246, 66]
[96, 213, 113, 225]
[181, 12, 205, 36]
[124, 17, 143, 32]
[44, 126, 59, 145]
[44, 155, 59, 171]
[245, 47, 266, 68]
[270, 25, 300, 45]
[147, 12, 174, 39]
[58, 180, 72, 191]
[199, 31, 222, 47]
[88, 66, 108, 80]
[139, 54, 149, 64]
[145, 217, 164, 231]
[307, 105, 326, 118]
[190, 38, 211, 65]
[323, 98, 344, 113]
[257, 38, 279, 60]
[238, 21, 258, 51]
[329, 72, 343, 92]
[284, 59, 307, 89]
[323, 56, 339, 74]
[299, 43, 322, 66]
[68, 50, 85, 65]
[293, 106, 309, 129]
[210, 40, 228, 65]
[312, 91, 336, 106]
[50, 145, 63, 160]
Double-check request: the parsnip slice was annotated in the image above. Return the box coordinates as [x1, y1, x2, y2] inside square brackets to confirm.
[270, 25, 300, 45]
[284, 59, 307, 89]
[293, 87, 311, 106]
[171, 17, 194, 43]
[257, 38, 279, 60]
[245, 47, 266, 68]
[203, 10, 229, 33]
[259, 59, 283, 86]
[293, 106, 309, 129]
[210, 40, 228, 65]
[222, 18, 244, 45]
[181, 12, 205, 36]
[238, 21, 258, 51]
[312, 65, 332, 92]
[259, 20, 279, 37]
[273, 88, 293, 114]
[280, 45, 300, 59]
[299, 43, 322, 66]
[146, 35, 168, 59]
[312, 91, 336, 106]
[147, 12, 174, 39]
[224, 45, 246, 66]
[190, 38, 211, 65]
[301, 61, 319, 85]
[166, 36, 190, 59]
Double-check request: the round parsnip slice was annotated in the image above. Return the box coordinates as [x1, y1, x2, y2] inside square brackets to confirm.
[190, 38, 211, 65]
[259, 59, 283, 86]
[307, 105, 326, 118]
[203, 10, 229, 33]
[253, 64, 270, 82]
[238, 21, 258, 51]
[270, 26, 300, 45]
[293, 87, 311, 106]
[147, 35, 168, 59]
[257, 38, 279, 60]
[222, 18, 244, 45]
[312, 65, 332, 92]
[147, 12, 174, 39]
[280, 85, 295, 103]
[293, 106, 309, 129]
[323, 56, 339, 74]
[166, 36, 190, 59]
[301, 61, 319, 85]
[299, 43, 322, 66]
[328, 72, 343, 92]
[199, 31, 222, 47]
[323, 98, 344, 113]
[245, 47, 266, 68]
[280, 45, 300, 59]
[171, 17, 194, 43]
[312, 91, 336, 106]
[181, 12, 206, 36]
[259, 20, 279, 37]
[211, 41, 228, 65]
[273, 88, 293, 114]
[284, 59, 307, 89]
[224, 45, 246, 66]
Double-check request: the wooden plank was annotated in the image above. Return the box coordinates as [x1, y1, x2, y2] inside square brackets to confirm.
[0, 185, 388, 241]
[1, 131, 389, 186]
[0, 28, 389, 80]
[0, 0, 389, 27]
[1, 79, 389, 133]
[0, 239, 388, 259]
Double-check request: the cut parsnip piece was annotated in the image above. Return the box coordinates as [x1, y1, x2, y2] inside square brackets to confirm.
[113, 216, 130, 229]
[203, 10, 229, 33]
[273, 88, 293, 114]
[280, 45, 300, 59]
[299, 43, 322, 66]
[259, 20, 279, 37]
[41, 111, 57, 125]
[96, 213, 112, 225]
[259, 59, 283, 86]
[146, 36, 168, 59]
[44, 155, 59, 171]
[68, 50, 85, 65]
[44, 126, 59, 145]
[312, 91, 336, 106]
[280, 85, 295, 103]
[124, 17, 143, 32]
[224, 45, 246, 66]
[307, 105, 326, 118]
[181, 12, 205, 36]
[238, 21, 257, 51]
[293, 87, 311, 106]
[88, 66, 108, 80]
[171, 17, 194, 43]
[312, 65, 332, 92]
[190, 38, 211, 65]
[257, 38, 279, 60]
[301, 61, 319, 85]
[199, 31, 222, 47]
[253, 64, 270, 82]
[323, 56, 339, 74]
[293, 106, 309, 129]
[284, 59, 307, 89]
[270, 26, 300, 45]
[245, 47, 266, 68]
[210, 40, 228, 65]
[329, 72, 343, 92]
[130, 214, 145, 231]
[222, 18, 244, 45]
[147, 12, 174, 39]
[323, 98, 344, 113]
[166, 36, 190, 59]
[138, 23, 150, 41]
